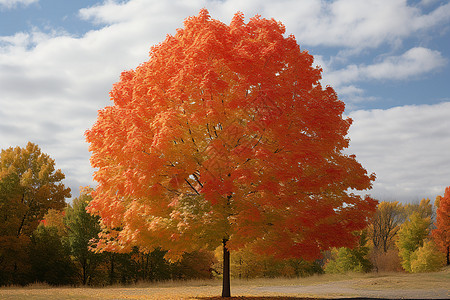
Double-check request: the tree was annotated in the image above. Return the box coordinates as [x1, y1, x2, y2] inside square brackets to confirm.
[0, 142, 71, 285]
[368, 201, 406, 272]
[405, 198, 433, 220]
[219, 245, 322, 278]
[65, 188, 104, 285]
[28, 224, 76, 285]
[324, 230, 372, 274]
[396, 212, 431, 272]
[410, 240, 445, 273]
[433, 187, 450, 265]
[42, 209, 67, 236]
[85, 10, 376, 297]
[369, 201, 405, 253]
[172, 250, 216, 280]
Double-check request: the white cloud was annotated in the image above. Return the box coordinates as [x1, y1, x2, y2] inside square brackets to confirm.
[272, 0, 450, 49]
[77, 0, 450, 50]
[327, 47, 447, 86]
[335, 85, 378, 107]
[365, 48, 447, 80]
[0, 0, 37, 9]
[347, 102, 450, 202]
[322, 47, 447, 103]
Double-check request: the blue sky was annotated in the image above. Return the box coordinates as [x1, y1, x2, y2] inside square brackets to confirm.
[1, 0, 449, 203]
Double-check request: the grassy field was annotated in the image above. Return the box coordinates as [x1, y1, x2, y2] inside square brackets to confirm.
[0, 267, 448, 299]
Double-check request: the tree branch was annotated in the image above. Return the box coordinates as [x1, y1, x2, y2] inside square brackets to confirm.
[193, 172, 203, 188]
[185, 178, 200, 195]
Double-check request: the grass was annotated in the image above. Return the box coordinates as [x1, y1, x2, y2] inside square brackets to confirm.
[0, 268, 448, 300]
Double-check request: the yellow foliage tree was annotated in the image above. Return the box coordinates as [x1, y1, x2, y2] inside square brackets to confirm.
[0, 142, 71, 285]
[396, 212, 431, 272]
[410, 240, 445, 273]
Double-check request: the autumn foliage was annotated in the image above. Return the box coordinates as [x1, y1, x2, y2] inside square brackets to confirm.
[86, 9, 376, 272]
[433, 186, 450, 265]
[0, 142, 71, 285]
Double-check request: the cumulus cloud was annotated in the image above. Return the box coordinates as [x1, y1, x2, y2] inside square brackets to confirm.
[326, 47, 447, 86]
[0, 0, 37, 9]
[76, 0, 450, 49]
[321, 47, 447, 104]
[224, 0, 450, 50]
[347, 102, 450, 202]
[366, 48, 447, 80]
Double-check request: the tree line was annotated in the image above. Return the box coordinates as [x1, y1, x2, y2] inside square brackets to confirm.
[0, 143, 216, 285]
[324, 197, 449, 274]
[1, 142, 448, 286]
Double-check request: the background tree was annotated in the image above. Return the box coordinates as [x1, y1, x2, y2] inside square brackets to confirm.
[42, 209, 67, 236]
[404, 198, 433, 220]
[214, 245, 322, 279]
[433, 187, 450, 265]
[369, 201, 405, 253]
[409, 240, 445, 273]
[396, 212, 431, 272]
[28, 224, 76, 285]
[85, 10, 376, 297]
[172, 250, 216, 280]
[0, 142, 71, 285]
[65, 188, 104, 285]
[324, 230, 372, 274]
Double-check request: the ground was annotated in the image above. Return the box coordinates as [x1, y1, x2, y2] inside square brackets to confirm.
[0, 268, 448, 299]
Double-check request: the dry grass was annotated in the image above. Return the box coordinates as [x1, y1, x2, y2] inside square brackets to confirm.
[352, 266, 450, 290]
[0, 268, 448, 299]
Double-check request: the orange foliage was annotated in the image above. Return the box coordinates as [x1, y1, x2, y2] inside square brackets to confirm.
[85, 10, 376, 261]
[433, 186, 450, 265]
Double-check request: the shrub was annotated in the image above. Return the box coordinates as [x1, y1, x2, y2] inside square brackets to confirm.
[325, 246, 372, 274]
[369, 248, 402, 272]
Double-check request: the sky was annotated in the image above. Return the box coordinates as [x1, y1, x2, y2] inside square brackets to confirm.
[1, 0, 449, 203]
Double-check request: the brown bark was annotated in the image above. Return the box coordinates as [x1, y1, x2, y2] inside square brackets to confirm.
[222, 239, 231, 298]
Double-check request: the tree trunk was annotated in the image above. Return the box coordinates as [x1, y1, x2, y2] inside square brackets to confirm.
[222, 239, 231, 298]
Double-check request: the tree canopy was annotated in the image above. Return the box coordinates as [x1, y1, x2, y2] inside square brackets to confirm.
[396, 212, 431, 272]
[85, 10, 376, 297]
[0, 142, 71, 285]
[433, 187, 450, 265]
[370, 201, 405, 253]
[0, 142, 70, 238]
[65, 187, 104, 285]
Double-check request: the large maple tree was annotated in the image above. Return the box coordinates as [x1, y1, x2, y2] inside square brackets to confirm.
[86, 10, 376, 297]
